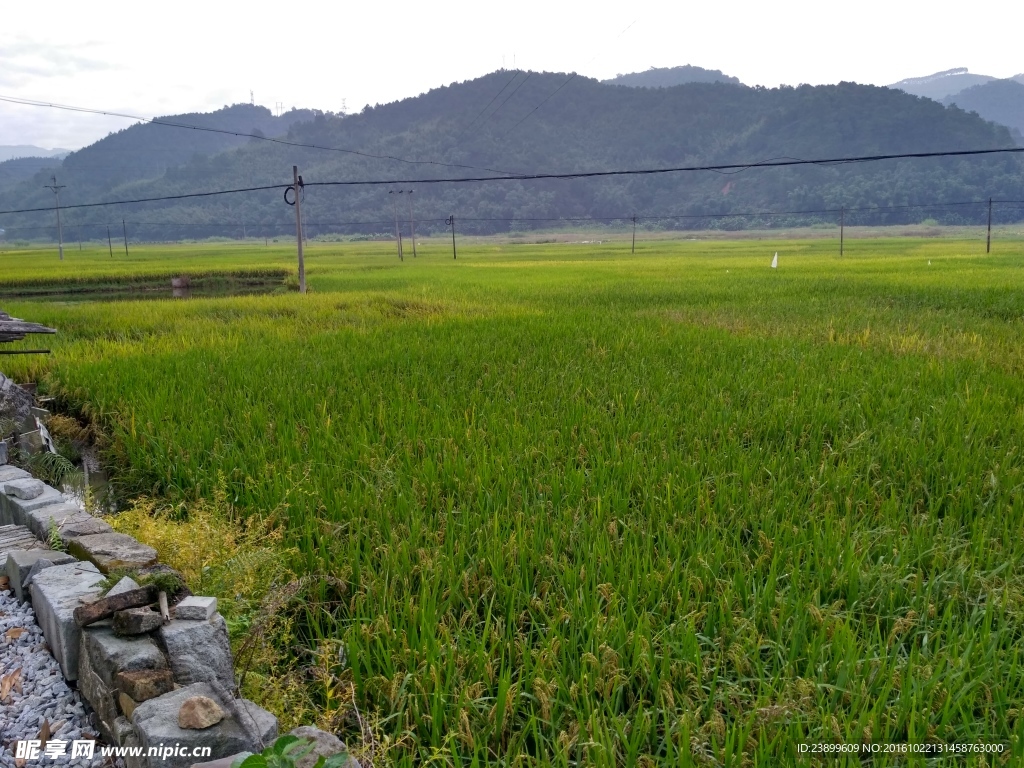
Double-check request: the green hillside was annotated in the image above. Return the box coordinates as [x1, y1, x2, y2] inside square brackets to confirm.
[2, 72, 1022, 241]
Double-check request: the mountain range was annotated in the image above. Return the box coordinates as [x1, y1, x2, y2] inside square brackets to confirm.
[1, 71, 1021, 241]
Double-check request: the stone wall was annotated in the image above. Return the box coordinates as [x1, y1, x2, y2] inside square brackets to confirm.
[2, 463, 288, 768]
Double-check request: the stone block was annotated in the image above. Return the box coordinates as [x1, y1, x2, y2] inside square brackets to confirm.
[28, 560, 104, 680]
[67, 532, 158, 573]
[26, 502, 114, 542]
[175, 596, 217, 621]
[289, 726, 359, 768]
[120, 691, 139, 720]
[6, 548, 76, 602]
[114, 606, 164, 636]
[158, 614, 235, 691]
[0, 465, 30, 483]
[0, 482, 65, 527]
[132, 683, 277, 768]
[0, 438, 7, 465]
[116, 668, 175, 702]
[3, 478, 44, 499]
[79, 624, 169, 742]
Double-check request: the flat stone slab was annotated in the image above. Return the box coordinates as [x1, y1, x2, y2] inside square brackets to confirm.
[159, 614, 235, 691]
[6, 548, 76, 601]
[0, 465, 30, 483]
[0, 522, 47, 561]
[67, 532, 158, 573]
[25, 501, 114, 542]
[175, 596, 217, 621]
[0, 482, 65, 526]
[133, 683, 277, 768]
[3, 477, 45, 499]
[29, 560, 105, 680]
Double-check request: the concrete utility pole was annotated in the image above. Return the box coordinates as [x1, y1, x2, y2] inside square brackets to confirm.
[293, 166, 306, 293]
[44, 176, 66, 260]
[987, 198, 993, 254]
[389, 190, 403, 260]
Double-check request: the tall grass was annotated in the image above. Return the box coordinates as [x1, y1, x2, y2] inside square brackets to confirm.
[4, 237, 1024, 765]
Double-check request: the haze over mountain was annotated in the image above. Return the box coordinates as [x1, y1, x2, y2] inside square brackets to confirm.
[890, 68, 1024, 101]
[943, 80, 1024, 143]
[0, 146, 71, 163]
[2, 71, 1022, 241]
[602, 65, 741, 88]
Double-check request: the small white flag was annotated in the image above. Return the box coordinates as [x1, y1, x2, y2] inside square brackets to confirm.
[771, 252, 778, 268]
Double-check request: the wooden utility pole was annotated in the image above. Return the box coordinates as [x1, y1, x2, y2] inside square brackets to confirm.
[389, 191, 403, 260]
[987, 198, 993, 254]
[631, 215, 637, 254]
[107, 225, 113, 257]
[446, 215, 457, 259]
[122, 219, 129, 256]
[840, 207, 845, 257]
[44, 175, 66, 261]
[293, 166, 306, 293]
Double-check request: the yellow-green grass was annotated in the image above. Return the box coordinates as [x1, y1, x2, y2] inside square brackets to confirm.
[4, 237, 1024, 765]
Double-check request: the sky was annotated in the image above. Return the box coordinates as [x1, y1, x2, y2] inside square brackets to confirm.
[3, 0, 1023, 150]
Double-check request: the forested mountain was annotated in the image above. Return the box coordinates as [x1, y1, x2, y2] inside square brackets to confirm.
[603, 65, 741, 88]
[2, 71, 1023, 241]
[943, 80, 1024, 142]
[0, 156, 62, 193]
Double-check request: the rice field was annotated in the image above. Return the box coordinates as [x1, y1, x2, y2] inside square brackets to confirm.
[3, 236, 1024, 765]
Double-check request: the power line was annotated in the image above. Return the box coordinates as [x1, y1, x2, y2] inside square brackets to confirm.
[0, 94, 517, 177]
[451, 70, 523, 142]
[1, 147, 1023, 217]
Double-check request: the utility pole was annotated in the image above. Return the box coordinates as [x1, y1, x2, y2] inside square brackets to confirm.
[107, 225, 113, 257]
[446, 215, 457, 259]
[631, 215, 637, 254]
[389, 191, 403, 260]
[987, 197, 993, 254]
[292, 166, 306, 293]
[122, 219, 129, 256]
[406, 190, 417, 257]
[840, 207, 845, 257]
[44, 175, 66, 260]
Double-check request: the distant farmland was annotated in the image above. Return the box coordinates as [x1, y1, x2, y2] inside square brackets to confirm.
[3, 238, 1023, 765]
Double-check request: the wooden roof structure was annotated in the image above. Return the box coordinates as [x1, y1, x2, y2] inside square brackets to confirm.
[0, 310, 56, 347]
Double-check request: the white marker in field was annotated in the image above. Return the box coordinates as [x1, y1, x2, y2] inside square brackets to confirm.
[771, 252, 778, 268]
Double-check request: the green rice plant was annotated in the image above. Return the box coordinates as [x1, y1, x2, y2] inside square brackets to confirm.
[3, 236, 1024, 765]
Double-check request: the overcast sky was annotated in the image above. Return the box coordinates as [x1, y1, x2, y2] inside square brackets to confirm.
[3, 0, 1023, 150]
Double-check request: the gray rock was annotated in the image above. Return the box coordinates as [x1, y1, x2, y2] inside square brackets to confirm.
[3, 478, 45, 499]
[158, 614, 235, 691]
[28, 560, 105, 680]
[6, 548, 77, 602]
[67, 532, 157, 573]
[289, 726, 359, 768]
[107, 575, 142, 597]
[175, 596, 217, 621]
[0, 437, 7, 465]
[25, 502, 114, 543]
[113, 607, 164, 636]
[0, 371, 33, 430]
[132, 683, 277, 768]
